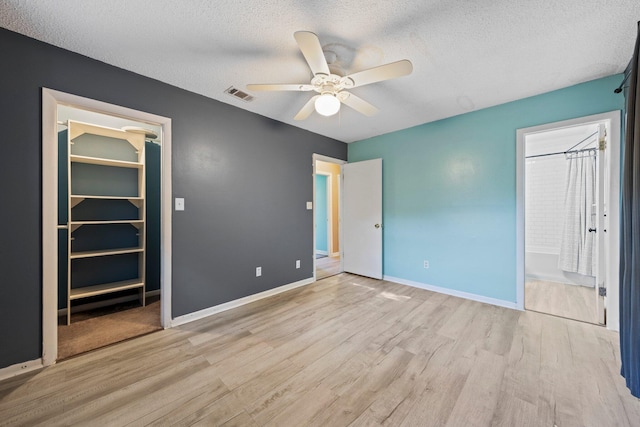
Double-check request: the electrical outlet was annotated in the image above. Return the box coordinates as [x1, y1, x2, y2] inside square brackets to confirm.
[256, 266, 262, 277]
[423, 260, 429, 269]
[296, 260, 300, 269]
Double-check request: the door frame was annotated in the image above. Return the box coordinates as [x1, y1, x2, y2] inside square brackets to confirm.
[312, 154, 346, 281]
[42, 88, 173, 365]
[315, 171, 332, 256]
[515, 110, 621, 330]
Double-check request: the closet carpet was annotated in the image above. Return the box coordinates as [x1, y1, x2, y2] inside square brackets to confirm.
[58, 298, 161, 360]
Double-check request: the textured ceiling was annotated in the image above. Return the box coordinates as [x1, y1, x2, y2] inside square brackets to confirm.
[1, 1, 638, 143]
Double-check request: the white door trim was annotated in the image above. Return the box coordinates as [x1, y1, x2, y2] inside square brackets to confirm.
[315, 171, 332, 256]
[516, 110, 621, 330]
[312, 154, 346, 281]
[333, 173, 341, 257]
[42, 88, 173, 365]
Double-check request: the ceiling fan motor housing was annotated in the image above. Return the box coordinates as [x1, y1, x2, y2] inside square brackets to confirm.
[311, 74, 355, 95]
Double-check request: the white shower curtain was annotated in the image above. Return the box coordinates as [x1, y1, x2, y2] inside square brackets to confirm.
[558, 151, 597, 276]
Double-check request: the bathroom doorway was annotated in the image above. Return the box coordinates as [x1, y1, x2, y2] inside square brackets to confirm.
[517, 111, 621, 327]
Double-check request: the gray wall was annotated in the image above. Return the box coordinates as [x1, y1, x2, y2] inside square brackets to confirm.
[0, 28, 346, 369]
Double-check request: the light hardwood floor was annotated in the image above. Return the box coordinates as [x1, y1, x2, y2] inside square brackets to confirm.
[525, 279, 598, 324]
[316, 255, 342, 279]
[1, 273, 638, 426]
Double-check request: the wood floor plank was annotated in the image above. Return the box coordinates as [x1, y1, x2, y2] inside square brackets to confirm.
[490, 395, 540, 427]
[0, 338, 200, 423]
[219, 411, 260, 427]
[129, 381, 230, 426]
[244, 319, 396, 423]
[399, 351, 474, 426]
[1, 273, 638, 427]
[316, 255, 342, 280]
[349, 335, 456, 426]
[264, 384, 338, 427]
[19, 356, 209, 426]
[309, 346, 415, 426]
[444, 349, 507, 427]
[93, 367, 228, 426]
[177, 391, 245, 427]
[525, 280, 597, 324]
[496, 310, 543, 406]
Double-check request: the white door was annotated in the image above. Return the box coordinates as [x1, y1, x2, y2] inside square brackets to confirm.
[594, 125, 607, 324]
[342, 158, 383, 279]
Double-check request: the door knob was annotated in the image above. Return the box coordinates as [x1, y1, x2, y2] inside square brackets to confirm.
[374, 224, 381, 228]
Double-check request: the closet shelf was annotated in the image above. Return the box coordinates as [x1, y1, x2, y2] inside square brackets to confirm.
[69, 219, 144, 232]
[70, 247, 144, 259]
[71, 195, 143, 201]
[70, 220, 144, 225]
[70, 154, 143, 169]
[70, 195, 142, 209]
[65, 120, 147, 325]
[69, 279, 144, 300]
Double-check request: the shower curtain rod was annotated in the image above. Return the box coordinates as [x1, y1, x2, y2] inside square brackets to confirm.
[525, 131, 598, 159]
[525, 146, 596, 159]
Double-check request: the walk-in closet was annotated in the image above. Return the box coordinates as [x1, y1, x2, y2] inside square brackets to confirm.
[57, 105, 162, 359]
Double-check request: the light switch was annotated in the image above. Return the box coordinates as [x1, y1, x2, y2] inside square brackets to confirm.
[306, 201, 313, 210]
[175, 198, 185, 211]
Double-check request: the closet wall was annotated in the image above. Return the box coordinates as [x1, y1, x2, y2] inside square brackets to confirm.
[0, 28, 346, 370]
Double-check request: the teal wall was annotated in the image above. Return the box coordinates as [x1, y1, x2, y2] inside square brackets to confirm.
[315, 175, 328, 253]
[349, 74, 624, 303]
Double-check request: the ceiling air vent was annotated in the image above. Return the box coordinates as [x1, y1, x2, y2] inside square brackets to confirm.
[225, 86, 254, 102]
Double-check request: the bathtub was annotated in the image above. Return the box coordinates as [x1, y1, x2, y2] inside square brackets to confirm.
[525, 247, 595, 287]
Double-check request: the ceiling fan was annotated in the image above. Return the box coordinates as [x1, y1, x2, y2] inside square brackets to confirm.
[246, 31, 413, 120]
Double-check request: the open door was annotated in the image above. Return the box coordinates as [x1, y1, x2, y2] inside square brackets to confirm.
[595, 125, 607, 324]
[342, 158, 382, 279]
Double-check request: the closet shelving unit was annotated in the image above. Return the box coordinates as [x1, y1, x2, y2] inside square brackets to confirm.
[66, 121, 146, 324]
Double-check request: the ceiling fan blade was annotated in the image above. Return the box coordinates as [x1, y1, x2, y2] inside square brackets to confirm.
[337, 92, 379, 116]
[342, 60, 413, 88]
[246, 84, 314, 92]
[294, 31, 330, 76]
[294, 95, 320, 120]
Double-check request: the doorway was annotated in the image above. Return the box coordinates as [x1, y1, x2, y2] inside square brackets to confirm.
[314, 155, 345, 280]
[56, 105, 163, 359]
[42, 89, 173, 365]
[516, 111, 621, 329]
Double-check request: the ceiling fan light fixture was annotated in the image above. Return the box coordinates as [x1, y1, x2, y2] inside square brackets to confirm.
[314, 93, 340, 116]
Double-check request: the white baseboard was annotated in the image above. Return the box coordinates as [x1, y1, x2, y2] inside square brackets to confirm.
[0, 358, 43, 382]
[171, 277, 315, 327]
[315, 250, 328, 256]
[331, 252, 340, 258]
[383, 275, 519, 310]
